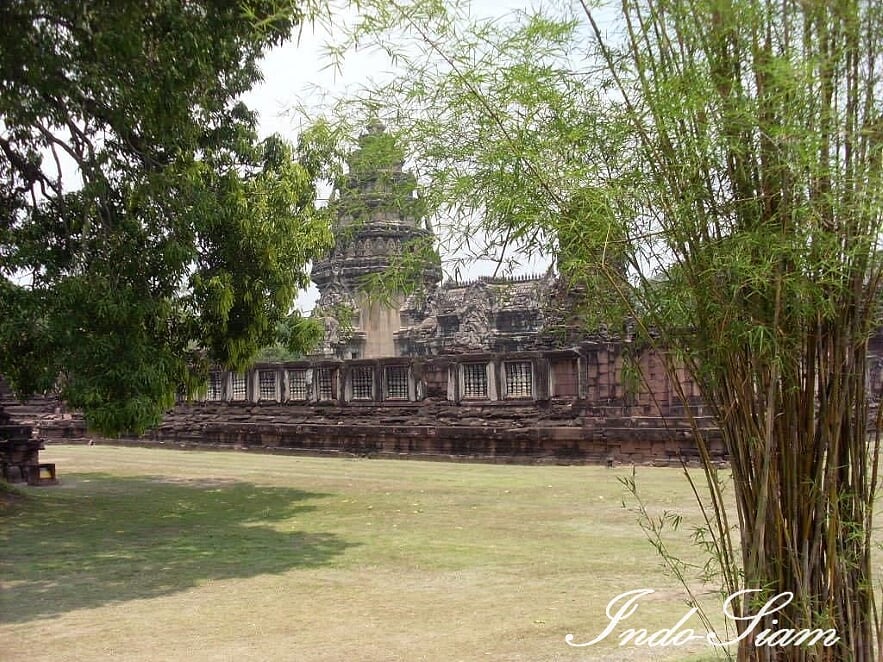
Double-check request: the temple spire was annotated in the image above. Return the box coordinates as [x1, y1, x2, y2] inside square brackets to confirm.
[310, 125, 441, 359]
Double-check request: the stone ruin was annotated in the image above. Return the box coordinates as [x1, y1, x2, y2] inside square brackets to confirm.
[0, 379, 57, 485]
[309, 123, 558, 361]
[310, 122, 441, 360]
[396, 274, 554, 356]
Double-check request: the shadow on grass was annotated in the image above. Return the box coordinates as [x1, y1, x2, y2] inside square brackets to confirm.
[0, 473, 355, 623]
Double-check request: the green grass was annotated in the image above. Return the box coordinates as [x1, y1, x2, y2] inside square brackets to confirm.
[0, 445, 747, 661]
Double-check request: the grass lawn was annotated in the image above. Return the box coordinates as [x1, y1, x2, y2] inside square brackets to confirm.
[2, 445, 750, 661]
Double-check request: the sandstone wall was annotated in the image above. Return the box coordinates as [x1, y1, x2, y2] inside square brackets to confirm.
[126, 399, 723, 466]
[7, 334, 882, 466]
[5, 342, 721, 465]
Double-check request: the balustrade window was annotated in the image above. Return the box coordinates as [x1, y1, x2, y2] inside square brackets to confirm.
[385, 365, 409, 400]
[288, 369, 309, 400]
[351, 366, 374, 400]
[317, 368, 335, 401]
[207, 372, 224, 401]
[504, 361, 533, 398]
[258, 370, 277, 401]
[462, 362, 488, 399]
[231, 373, 247, 401]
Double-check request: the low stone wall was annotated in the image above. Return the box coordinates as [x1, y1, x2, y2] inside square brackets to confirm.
[93, 397, 722, 466]
[14, 334, 848, 465]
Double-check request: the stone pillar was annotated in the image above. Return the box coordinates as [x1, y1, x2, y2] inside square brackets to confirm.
[408, 362, 419, 401]
[306, 367, 316, 403]
[224, 371, 233, 403]
[373, 361, 382, 402]
[487, 359, 499, 401]
[534, 357, 551, 401]
[341, 364, 352, 403]
[587, 349, 602, 401]
[249, 369, 259, 403]
[448, 363, 459, 402]
[281, 368, 290, 403]
[577, 353, 587, 400]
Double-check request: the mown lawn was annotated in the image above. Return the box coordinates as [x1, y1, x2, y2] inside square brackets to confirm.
[1, 444, 747, 661]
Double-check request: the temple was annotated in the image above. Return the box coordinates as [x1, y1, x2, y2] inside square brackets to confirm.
[310, 123, 552, 359]
[6, 125, 883, 468]
[310, 122, 441, 359]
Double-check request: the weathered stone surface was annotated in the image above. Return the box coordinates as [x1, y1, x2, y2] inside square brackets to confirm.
[6, 331, 882, 466]
[397, 274, 554, 356]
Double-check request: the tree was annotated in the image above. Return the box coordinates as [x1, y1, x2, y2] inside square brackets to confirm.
[315, 0, 883, 659]
[0, 1, 333, 434]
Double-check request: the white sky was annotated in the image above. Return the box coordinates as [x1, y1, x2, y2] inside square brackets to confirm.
[242, 1, 557, 312]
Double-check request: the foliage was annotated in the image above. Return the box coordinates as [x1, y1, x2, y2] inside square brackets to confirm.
[619, 467, 736, 659]
[0, 0, 333, 434]
[255, 312, 326, 362]
[320, 0, 883, 659]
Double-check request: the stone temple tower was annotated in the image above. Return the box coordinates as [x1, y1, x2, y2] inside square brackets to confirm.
[311, 122, 441, 358]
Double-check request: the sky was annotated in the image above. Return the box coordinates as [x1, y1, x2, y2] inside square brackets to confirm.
[241, 1, 559, 312]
